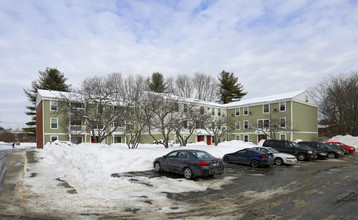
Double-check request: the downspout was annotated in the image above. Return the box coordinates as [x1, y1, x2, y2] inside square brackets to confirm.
[290, 101, 293, 141]
[42, 100, 45, 148]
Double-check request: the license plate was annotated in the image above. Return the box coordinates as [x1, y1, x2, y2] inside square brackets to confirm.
[212, 163, 219, 167]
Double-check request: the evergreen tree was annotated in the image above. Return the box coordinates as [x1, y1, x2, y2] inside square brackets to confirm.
[23, 68, 71, 135]
[148, 72, 166, 93]
[218, 70, 247, 104]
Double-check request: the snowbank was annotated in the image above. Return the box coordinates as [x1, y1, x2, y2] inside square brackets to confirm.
[327, 135, 358, 150]
[23, 140, 255, 214]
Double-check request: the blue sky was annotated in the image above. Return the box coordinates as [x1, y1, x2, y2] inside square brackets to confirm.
[0, 0, 358, 130]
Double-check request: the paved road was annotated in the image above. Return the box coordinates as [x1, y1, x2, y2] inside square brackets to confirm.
[1, 149, 358, 219]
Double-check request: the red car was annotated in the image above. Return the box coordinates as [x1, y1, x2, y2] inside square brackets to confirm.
[326, 142, 356, 153]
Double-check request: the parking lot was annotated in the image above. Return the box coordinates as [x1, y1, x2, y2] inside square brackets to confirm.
[1, 150, 358, 219]
[129, 153, 358, 219]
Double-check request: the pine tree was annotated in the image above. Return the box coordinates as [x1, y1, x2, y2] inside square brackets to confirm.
[23, 68, 71, 135]
[148, 72, 166, 93]
[218, 70, 247, 104]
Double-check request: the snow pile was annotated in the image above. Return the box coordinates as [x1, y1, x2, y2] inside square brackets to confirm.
[327, 135, 358, 150]
[23, 140, 254, 214]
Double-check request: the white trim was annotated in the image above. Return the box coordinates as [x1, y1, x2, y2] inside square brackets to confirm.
[50, 135, 58, 142]
[263, 104, 270, 114]
[50, 100, 58, 111]
[243, 106, 249, 116]
[279, 117, 286, 128]
[235, 107, 240, 116]
[244, 120, 249, 129]
[279, 101, 286, 112]
[235, 121, 240, 130]
[50, 117, 58, 129]
[42, 101, 45, 147]
[290, 101, 293, 141]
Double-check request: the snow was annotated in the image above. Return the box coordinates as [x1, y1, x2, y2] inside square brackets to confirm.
[327, 135, 358, 150]
[0, 142, 36, 151]
[22, 140, 255, 215]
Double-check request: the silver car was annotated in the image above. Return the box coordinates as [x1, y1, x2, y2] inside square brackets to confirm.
[253, 147, 297, 166]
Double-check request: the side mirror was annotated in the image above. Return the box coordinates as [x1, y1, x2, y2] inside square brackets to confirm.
[163, 155, 167, 158]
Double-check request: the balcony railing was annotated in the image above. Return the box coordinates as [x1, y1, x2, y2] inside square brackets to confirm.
[69, 125, 86, 132]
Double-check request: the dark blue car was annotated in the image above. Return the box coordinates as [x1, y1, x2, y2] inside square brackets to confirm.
[223, 148, 275, 168]
[153, 150, 224, 180]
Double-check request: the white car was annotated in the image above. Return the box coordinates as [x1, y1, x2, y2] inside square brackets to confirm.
[253, 147, 297, 166]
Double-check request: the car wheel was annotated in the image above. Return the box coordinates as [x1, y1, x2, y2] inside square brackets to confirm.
[275, 158, 284, 166]
[297, 153, 306, 161]
[154, 162, 161, 172]
[223, 156, 231, 164]
[183, 167, 193, 180]
[250, 159, 259, 168]
[328, 152, 336, 158]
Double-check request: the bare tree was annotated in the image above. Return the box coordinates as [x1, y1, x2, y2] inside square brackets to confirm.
[61, 73, 129, 144]
[312, 71, 358, 136]
[204, 113, 230, 146]
[193, 73, 219, 102]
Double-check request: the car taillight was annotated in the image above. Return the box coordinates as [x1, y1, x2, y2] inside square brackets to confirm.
[261, 155, 266, 159]
[198, 161, 208, 166]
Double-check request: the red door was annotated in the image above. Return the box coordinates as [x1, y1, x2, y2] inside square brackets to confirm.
[197, 135, 204, 142]
[207, 136, 211, 145]
[258, 134, 267, 143]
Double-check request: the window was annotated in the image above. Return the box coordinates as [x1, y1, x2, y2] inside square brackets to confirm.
[200, 106, 204, 114]
[218, 108, 221, 116]
[280, 117, 286, 128]
[244, 120, 249, 129]
[243, 107, 249, 115]
[174, 103, 179, 112]
[98, 104, 103, 114]
[258, 119, 270, 129]
[212, 108, 215, 115]
[71, 136, 82, 144]
[114, 136, 122, 143]
[50, 118, 58, 129]
[244, 135, 249, 142]
[236, 135, 240, 140]
[279, 102, 286, 112]
[235, 121, 240, 130]
[183, 120, 188, 129]
[184, 104, 188, 112]
[50, 136, 58, 142]
[50, 100, 58, 111]
[263, 104, 270, 113]
[280, 134, 286, 140]
[235, 108, 240, 116]
[130, 107, 135, 116]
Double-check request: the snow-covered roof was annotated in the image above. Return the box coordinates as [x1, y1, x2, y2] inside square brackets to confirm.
[224, 90, 317, 107]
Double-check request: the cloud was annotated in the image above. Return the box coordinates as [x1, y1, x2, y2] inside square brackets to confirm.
[0, 0, 358, 128]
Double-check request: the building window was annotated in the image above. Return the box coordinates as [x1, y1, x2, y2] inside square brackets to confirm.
[200, 106, 204, 114]
[235, 121, 240, 130]
[50, 136, 58, 142]
[114, 136, 122, 143]
[218, 108, 221, 116]
[235, 108, 240, 116]
[244, 120, 249, 129]
[174, 103, 179, 112]
[243, 107, 249, 116]
[244, 135, 249, 142]
[279, 102, 286, 112]
[236, 135, 240, 140]
[50, 118, 58, 129]
[50, 100, 58, 111]
[280, 134, 286, 140]
[183, 120, 188, 129]
[184, 104, 188, 112]
[263, 104, 270, 113]
[258, 119, 270, 129]
[130, 107, 135, 116]
[280, 117, 286, 128]
[71, 136, 82, 144]
[212, 108, 215, 115]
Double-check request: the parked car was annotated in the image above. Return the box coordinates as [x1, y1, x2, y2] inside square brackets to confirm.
[153, 150, 224, 180]
[259, 139, 315, 161]
[326, 142, 356, 153]
[298, 141, 344, 159]
[252, 147, 297, 166]
[223, 148, 274, 168]
[325, 142, 350, 154]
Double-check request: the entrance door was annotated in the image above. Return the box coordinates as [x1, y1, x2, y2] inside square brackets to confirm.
[197, 135, 204, 142]
[206, 136, 211, 145]
[258, 134, 267, 143]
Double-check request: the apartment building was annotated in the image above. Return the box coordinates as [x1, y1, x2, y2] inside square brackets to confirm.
[35, 89, 318, 148]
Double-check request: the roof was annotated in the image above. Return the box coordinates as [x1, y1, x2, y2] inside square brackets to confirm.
[224, 90, 309, 107]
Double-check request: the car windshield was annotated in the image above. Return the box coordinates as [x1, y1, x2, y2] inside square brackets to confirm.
[191, 151, 215, 159]
[291, 142, 301, 148]
[267, 147, 279, 153]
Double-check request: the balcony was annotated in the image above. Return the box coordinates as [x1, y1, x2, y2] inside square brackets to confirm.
[69, 125, 86, 132]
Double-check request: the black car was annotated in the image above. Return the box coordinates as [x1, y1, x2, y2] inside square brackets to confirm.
[261, 139, 315, 161]
[298, 141, 344, 159]
[153, 150, 224, 180]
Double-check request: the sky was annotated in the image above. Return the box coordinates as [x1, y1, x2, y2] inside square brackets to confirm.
[0, 0, 358, 130]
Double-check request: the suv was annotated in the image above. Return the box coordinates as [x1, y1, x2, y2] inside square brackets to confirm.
[298, 141, 344, 159]
[260, 139, 315, 161]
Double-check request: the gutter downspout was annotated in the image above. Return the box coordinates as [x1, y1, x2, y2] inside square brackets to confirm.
[291, 101, 293, 141]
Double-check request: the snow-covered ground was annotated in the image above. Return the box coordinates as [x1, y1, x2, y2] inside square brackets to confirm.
[0, 142, 36, 151]
[22, 140, 255, 215]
